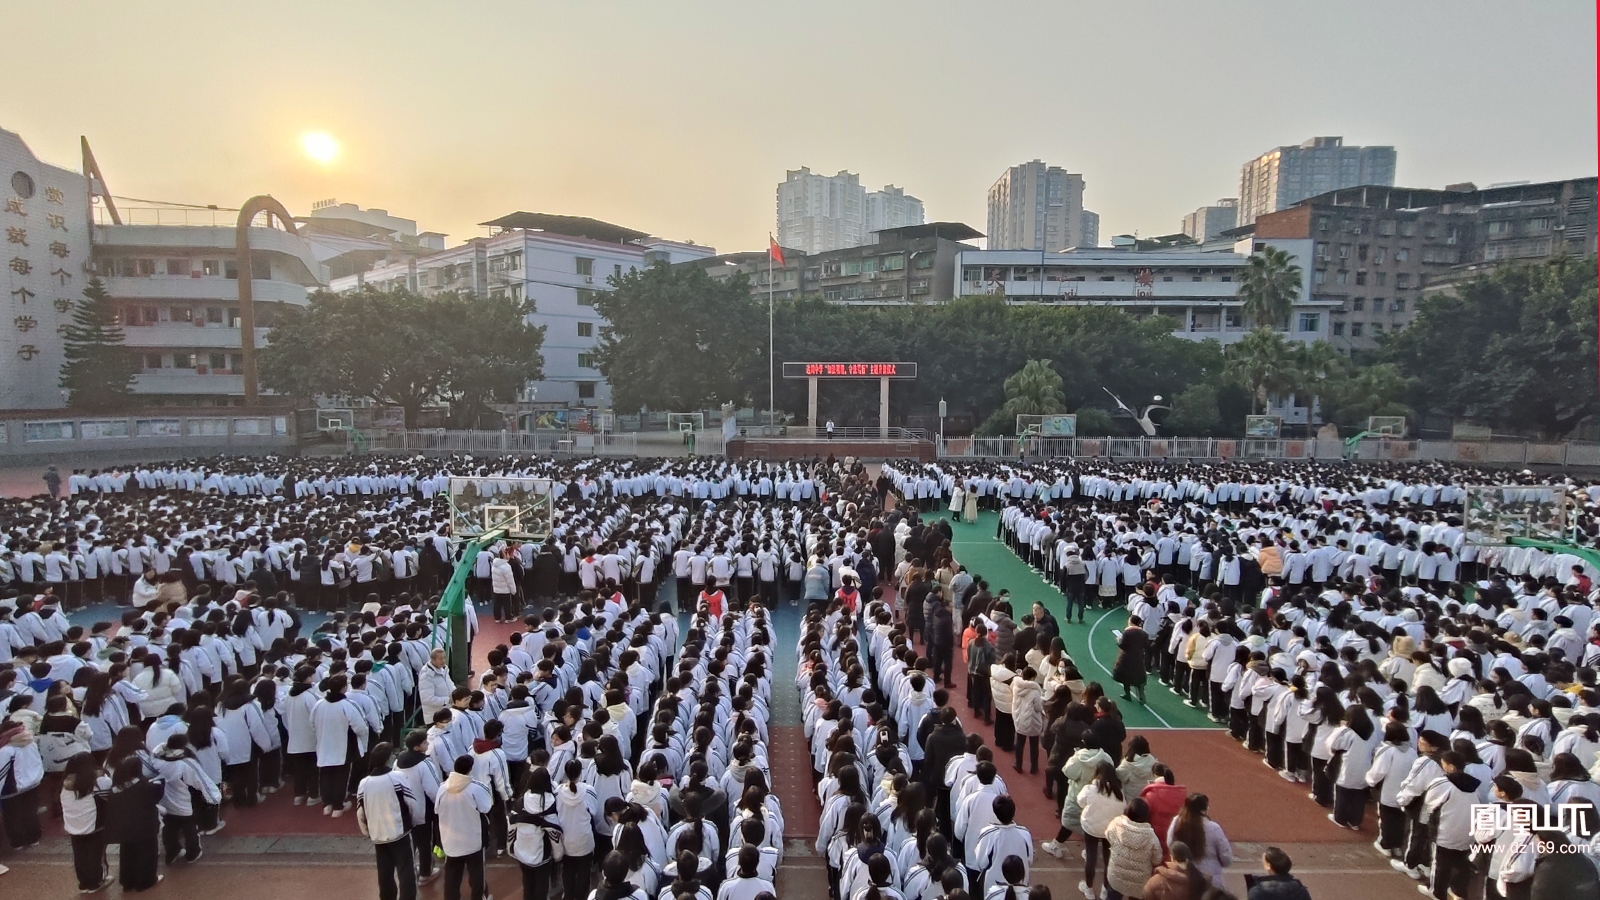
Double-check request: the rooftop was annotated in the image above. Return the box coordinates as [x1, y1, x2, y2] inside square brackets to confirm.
[870, 221, 983, 242]
[479, 212, 650, 244]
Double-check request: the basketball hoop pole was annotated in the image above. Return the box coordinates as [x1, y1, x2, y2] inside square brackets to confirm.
[435, 526, 506, 683]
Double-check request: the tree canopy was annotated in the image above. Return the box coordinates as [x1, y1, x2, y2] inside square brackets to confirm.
[1380, 255, 1598, 438]
[978, 359, 1067, 434]
[58, 277, 137, 411]
[593, 263, 765, 412]
[260, 288, 544, 427]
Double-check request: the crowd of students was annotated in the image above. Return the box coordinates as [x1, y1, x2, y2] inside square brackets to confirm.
[882, 457, 1600, 900]
[10, 450, 1600, 899]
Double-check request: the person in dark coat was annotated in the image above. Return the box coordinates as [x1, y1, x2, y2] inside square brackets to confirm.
[1245, 847, 1313, 900]
[531, 542, 562, 608]
[920, 707, 968, 834]
[929, 600, 956, 688]
[1113, 616, 1151, 704]
[106, 755, 166, 892]
[1089, 698, 1127, 764]
[1529, 831, 1600, 900]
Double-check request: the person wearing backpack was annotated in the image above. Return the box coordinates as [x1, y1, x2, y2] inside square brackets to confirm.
[511, 766, 561, 900]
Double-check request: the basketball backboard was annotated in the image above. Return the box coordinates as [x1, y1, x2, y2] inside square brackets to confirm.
[447, 476, 554, 541]
[1463, 485, 1573, 547]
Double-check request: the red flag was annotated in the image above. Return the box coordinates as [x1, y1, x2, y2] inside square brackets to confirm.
[768, 236, 785, 267]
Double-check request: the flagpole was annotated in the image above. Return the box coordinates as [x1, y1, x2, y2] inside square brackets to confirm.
[768, 242, 775, 438]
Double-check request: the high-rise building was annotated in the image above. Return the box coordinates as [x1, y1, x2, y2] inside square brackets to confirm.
[865, 185, 925, 240]
[986, 160, 1087, 251]
[776, 168, 924, 254]
[1181, 199, 1238, 242]
[1080, 210, 1100, 249]
[1237, 137, 1395, 226]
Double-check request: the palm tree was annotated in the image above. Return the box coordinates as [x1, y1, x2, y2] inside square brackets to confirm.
[1225, 328, 1300, 414]
[1238, 246, 1303, 330]
[1320, 362, 1413, 429]
[1000, 359, 1066, 415]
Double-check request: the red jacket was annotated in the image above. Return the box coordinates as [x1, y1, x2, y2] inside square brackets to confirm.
[1141, 781, 1188, 856]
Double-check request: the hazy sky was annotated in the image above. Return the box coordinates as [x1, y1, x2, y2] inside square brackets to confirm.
[4, 1, 1595, 252]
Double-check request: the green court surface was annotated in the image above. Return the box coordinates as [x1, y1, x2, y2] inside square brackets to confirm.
[943, 511, 1218, 729]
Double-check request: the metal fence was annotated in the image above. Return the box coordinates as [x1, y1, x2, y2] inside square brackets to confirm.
[937, 436, 1600, 466]
[362, 430, 638, 456]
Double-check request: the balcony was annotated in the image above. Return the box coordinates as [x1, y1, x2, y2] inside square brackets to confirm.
[120, 324, 270, 349]
[974, 279, 1241, 300]
[93, 223, 326, 284]
[130, 372, 248, 396]
[103, 276, 310, 306]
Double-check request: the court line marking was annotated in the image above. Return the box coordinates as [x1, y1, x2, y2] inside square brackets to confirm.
[1086, 607, 1173, 728]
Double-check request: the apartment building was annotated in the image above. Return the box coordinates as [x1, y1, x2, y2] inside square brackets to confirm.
[1253, 177, 1598, 352]
[1238, 137, 1396, 226]
[986, 160, 1088, 251]
[776, 167, 925, 254]
[334, 212, 715, 407]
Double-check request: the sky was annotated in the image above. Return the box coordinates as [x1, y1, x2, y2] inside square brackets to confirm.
[3, 1, 1595, 253]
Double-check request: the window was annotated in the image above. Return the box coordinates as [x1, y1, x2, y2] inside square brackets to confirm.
[208, 353, 226, 371]
[577, 353, 596, 369]
[1219, 276, 1231, 283]
[1350, 323, 1364, 337]
[1338, 244, 1350, 259]
[166, 259, 188, 276]
[1355, 272, 1367, 285]
[1297, 312, 1321, 333]
[1314, 270, 1326, 284]
[1378, 220, 1395, 236]
[1352, 297, 1365, 311]
[1316, 216, 1330, 232]
[1527, 217, 1553, 232]
[1224, 309, 1242, 328]
[202, 259, 220, 276]
[170, 306, 192, 322]
[576, 289, 595, 306]
[1398, 221, 1416, 237]
[1374, 248, 1386, 264]
[912, 254, 934, 269]
[1331, 322, 1345, 336]
[842, 260, 863, 276]
[576, 257, 594, 277]
[1486, 220, 1514, 235]
[230, 354, 243, 371]
[173, 352, 194, 368]
[881, 253, 904, 271]
[1315, 242, 1329, 260]
[227, 308, 240, 327]
[1358, 245, 1369, 262]
[1394, 248, 1409, 262]
[143, 354, 163, 370]
[224, 260, 238, 279]
[206, 307, 224, 324]
[613, 264, 622, 278]
[1336, 271, 1348, 284]
[1395, 273, 1411, 288]
[1391, 298, 1406, 312]
[1371, 322, 1384, 334]
[576, 382, 596, 400]
[577, 322, 593, 337]
[1376, 272, 1387, 286]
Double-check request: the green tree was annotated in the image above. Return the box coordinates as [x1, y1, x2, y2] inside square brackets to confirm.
[58, 277, 137, 411]
[1318, 362, 1413, 430]
[1224, 327, 1300, 414]
[1165, 383, 1222, 435]
[260, 288, 544, 428]
[595, 263, 764, 411]
[1073, 407, 1115, 435]
[1381, 256, 1598, 438]
[978, 359, 1066, 434]
[1238, 246, 1302, 329]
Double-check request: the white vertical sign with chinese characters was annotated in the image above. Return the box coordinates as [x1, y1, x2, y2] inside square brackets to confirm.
[0, 128, 92, 409]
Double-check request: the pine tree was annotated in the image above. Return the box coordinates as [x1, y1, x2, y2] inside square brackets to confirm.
[58, 276, 137, 410]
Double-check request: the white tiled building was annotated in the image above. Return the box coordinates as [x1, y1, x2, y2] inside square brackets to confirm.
[952, 247, 1331, 346]
[332, 213, 715, 408]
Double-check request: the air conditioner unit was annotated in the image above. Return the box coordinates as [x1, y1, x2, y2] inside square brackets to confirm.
[584, 275, 594, 284]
